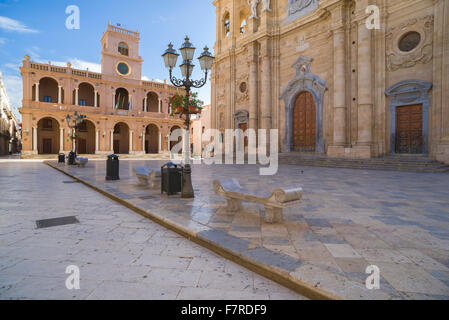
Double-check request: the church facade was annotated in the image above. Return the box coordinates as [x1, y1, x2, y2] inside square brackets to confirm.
[210, 0, 449, 163]
[20, 24, 184, 157]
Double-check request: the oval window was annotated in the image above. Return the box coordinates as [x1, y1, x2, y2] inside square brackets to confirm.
[399, 31, 421, 52]
[117, 62, 130, 76]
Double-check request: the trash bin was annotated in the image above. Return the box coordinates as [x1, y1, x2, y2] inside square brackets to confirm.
[58, 153, 65, 163]
[106, 154, 120, 181]
[68, 151, 77, 166]
[161, 162, 183, 195]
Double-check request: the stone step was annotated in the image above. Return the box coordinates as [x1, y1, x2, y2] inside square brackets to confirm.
[278, 155, 449, 173]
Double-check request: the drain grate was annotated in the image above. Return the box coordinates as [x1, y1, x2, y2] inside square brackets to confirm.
[63, 181, 80, 184]
[36, 216, 80, 229]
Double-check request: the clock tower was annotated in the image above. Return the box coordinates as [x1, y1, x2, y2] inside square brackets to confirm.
[101, 23, 143, 81]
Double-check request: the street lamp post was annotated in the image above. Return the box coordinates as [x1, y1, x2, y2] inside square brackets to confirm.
[66, 111, 86, 154]
[162, 36, 214, 199]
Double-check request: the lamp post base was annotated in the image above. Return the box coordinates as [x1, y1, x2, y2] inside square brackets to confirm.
[181, 164, 195, 199]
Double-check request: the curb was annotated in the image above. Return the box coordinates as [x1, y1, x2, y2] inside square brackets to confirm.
[45, 161, 343, 301]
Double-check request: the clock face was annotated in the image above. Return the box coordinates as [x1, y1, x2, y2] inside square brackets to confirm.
[117, 62, 130, 76]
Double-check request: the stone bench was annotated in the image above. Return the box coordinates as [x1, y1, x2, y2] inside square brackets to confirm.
[75, 158, 88, 168]
[133, 166, 161, 188]
[213, 178, 303, 223]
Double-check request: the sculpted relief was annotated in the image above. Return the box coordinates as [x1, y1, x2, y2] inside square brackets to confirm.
[386, 15, 434, 71]
[284, 0, 319, 24]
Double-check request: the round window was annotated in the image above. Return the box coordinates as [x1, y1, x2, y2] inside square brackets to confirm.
[239, 82, 247, 93]
[398, 31, 421, 52]
[117, 62, 130, 76]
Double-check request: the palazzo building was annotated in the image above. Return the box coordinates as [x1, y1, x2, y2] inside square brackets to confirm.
[210, 0, 449, 163]
[0, 71, 20, 155]
[20, 24, 184, 157]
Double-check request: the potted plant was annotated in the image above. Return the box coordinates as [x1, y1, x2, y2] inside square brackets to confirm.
[167, 92, 204, 116]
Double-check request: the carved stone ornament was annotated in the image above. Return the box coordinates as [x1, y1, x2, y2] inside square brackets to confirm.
[280, 55, 327, 153]
[284, 0, 319, 25]
[386, 15, 434, 72]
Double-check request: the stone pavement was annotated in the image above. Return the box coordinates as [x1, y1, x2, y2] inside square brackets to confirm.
[46, 159, 449, 300]
[0, 162, 306, 300]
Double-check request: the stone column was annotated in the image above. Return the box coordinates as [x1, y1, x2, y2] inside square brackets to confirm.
[94, 91, 98, 107]
[129, 131, 133, 153]
[142, 132, 146, 153]
[260, 41, 272, 131]
[33, 127, 38, 152]
[95, 130, 99, 153]
[158, 99, 162, 113]
[357, 21, 373, 151]
[58, 86, 62, 104]
[333, 27, 347, 146]
[35, 83, 39, 102]
[75, 88, 79, 106]
[110, 130, 114, 152]
[144, 97, 147, 112]
[159, 133, 162, 153]
[59, 128, 64, 152]
[129, 95, 132, 110]
[167, 133, 170, 152]
[248, 43, 258, 131]
[112, 94, 115, 110]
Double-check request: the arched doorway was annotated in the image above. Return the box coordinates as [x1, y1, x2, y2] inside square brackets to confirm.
[115, 88, 129, 110]
[147, 92, 159, 113]
[170, 126, 182, 154]
[37, 77, 59, 103]
[37, 117, 60, 154]
[76, 120, 95, 154]
[145, 124, 159, 154]
[77, 83, 95, 107]
[292, 91, 316, 152]
[113, 122, 129, 154]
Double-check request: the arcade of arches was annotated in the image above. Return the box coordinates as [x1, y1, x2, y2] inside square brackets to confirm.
[28, 115, 183, 156]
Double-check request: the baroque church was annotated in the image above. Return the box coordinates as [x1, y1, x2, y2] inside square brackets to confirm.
[210, 0, 449, 164]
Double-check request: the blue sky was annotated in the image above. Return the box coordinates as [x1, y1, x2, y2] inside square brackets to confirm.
[0, 0, 216, 121]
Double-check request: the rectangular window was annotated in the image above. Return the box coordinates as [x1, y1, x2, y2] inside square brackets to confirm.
[79, 100, 87, 106]
[44, 96, 52, 103]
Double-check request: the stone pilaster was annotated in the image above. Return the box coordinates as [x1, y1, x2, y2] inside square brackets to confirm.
[248, 42, 258, 132]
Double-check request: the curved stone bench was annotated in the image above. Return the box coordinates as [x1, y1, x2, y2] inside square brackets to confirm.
[76, 158, 88, 168]
[213, 178, 303, 223]
[133, 166, 161, 188]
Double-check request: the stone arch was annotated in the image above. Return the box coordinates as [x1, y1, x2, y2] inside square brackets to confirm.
[147, 92, 159, 113]
[145, 123, 159, 154]
[223, 11, 231, 38]
[115, 88, 129, 110]
[37, 117, 60, 154]
[37, 77, 59, 103]
[118, 42, 129, 56]
[113, 122, 129, 154]
[385, 80, 432, 155]
[76, 119, 96, 154]
[280, 56, 327, 153]
[77, 82, 95, 107]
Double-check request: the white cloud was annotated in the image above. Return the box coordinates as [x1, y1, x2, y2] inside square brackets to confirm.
[0, 16, 38, 33]
[142, 76, 150, 81]
[39, 58, 101, 73]
[0, 37, 6, 45]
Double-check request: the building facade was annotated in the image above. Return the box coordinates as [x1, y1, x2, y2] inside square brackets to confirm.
[20, 24, 184, 157]
[191, 104, 212, 157]
[0, 71, 20, 155]
[211, 0, 449, 163]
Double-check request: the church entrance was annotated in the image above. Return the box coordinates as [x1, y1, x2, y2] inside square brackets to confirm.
[292, 91, 316, 152]
[396, 104, 423, 154]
